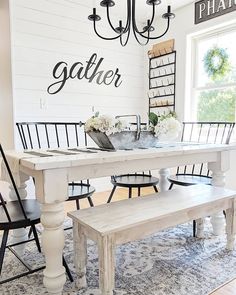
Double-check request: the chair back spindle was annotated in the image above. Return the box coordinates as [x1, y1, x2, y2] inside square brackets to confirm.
[177, 122, 235, 177]
[16, 121, 88, 150]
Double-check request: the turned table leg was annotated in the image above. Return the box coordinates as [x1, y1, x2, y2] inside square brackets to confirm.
[226, 199, 236, 251]
[40, 203, 66, 295]
[210, 170, 227, 235]
[159, 168, 170, 192]
[73, 222, 87, 288]
[98, 235, 115, 295]
[196, 218, 204, 238]
[208, 152, 230, 236]
[9, 173, 29, 255]
[34, 168, 68, 294]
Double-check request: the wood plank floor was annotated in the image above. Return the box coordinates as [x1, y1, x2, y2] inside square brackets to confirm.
[65, 187, 236, 295]
[209, 278, 236, 295]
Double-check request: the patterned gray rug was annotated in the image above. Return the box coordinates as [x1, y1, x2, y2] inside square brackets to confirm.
[0, 219, 236, 295]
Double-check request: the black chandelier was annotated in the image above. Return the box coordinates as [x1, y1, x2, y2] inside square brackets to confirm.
[88, 0, 175, 46]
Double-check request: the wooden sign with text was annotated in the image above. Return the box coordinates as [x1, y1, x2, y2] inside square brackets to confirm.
[195, 0, 236, 24]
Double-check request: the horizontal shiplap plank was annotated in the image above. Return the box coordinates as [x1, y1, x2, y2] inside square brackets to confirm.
[12, 47, 144, 75]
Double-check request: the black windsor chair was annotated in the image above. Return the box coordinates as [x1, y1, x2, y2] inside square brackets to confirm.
[107, 172, 159, 203]
[0, 144, 73, 284]
[107, 116, 159, 203]
[167, 121, 235, 236]
[16, 122, 96, 211]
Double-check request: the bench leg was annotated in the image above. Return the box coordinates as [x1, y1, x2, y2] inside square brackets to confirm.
[98, 235, 115, 295]
[196, 218, 204, 238]
[226, 199, 236, 251]
[73, 222, 87, 288]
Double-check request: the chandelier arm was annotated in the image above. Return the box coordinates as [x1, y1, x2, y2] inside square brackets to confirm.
[106, 6, 119, 32]
[136, 17, 170, 40]
[93, 20, 122, 40]
[132, 19, 150, 46]
[132, 1, 156, 35]
[106, 0, 131, 33]
[120, 18, 131, 46]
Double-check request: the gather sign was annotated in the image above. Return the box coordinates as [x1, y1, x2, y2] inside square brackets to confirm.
[195, 0, 236, 24]
[47, 53, 123, 95]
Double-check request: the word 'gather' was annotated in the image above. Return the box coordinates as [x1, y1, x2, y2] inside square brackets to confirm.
[47, 53, 123, 95]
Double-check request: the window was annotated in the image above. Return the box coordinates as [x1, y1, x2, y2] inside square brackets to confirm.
[192, 27, 236, 122]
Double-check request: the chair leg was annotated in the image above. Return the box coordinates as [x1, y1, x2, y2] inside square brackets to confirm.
[169, 183, 174, 190]
[193, 220, 196, 237]
[128, 187, 132, 199]
[0, 230, 9, 275]
[63, 256, 73, 282]
[107, 186, 117, 203]
[76, 199, 80, 210]
[31, 225, 41, 253]
[153, 186, 158, 193]
[87, 196, 94, 207]
[28, 227, 33, 238]
[138, 187, 141, 197]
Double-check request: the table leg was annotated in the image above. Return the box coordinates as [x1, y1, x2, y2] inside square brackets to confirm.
[208, 151, 229, 236]
[9, 175, 28, 255]
[73, 222, 87, 288]
[41, 203, 66, 295]
[210, 170, 226, 235]
[98, 235, 115, 295]
[226, 199, 236, 250]
[159, 168, 170, 192]
[196, 218, 204, 238]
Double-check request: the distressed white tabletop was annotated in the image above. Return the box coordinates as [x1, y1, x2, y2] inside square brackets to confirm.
[6, 142, 235, 172]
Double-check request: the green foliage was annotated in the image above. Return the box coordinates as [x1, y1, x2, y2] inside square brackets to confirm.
[203, 46, 231, 81]
[197, 89, 236, 122]
[149, 112, 159, 126]
[159, 110, 177, 121]
[148, 111, 178, 127]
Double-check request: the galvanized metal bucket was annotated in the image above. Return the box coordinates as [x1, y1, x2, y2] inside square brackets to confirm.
[87, 130, 158, 150]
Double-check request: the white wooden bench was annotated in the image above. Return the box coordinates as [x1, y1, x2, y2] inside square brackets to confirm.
[68, 184, 236, 295]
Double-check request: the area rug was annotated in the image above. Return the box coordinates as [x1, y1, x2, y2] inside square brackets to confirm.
[0, 219, 236, 295]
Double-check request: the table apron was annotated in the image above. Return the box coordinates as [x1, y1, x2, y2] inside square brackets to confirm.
[67, 152, 218, 181]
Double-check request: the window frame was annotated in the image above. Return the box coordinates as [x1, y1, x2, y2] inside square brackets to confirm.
[188, 24, 236, 122]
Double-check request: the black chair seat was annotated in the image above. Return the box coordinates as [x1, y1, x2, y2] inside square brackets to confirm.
[0, 199, 40, 230]
[111, 174, 159, 188]
[68, 183, 96, 200]
[168, 174, 211, 186]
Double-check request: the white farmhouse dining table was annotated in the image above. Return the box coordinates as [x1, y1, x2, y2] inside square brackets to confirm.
[2, 142, 236, 295]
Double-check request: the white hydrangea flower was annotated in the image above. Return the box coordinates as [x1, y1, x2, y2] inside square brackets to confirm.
[84, 114, 127, 135]
[154, 117, 181, 141]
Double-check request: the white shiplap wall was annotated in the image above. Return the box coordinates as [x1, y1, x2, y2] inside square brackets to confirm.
[10, 0, 146, 123]
[9, 0, 146, 192]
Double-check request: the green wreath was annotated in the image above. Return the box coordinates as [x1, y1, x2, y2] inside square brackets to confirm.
[203, 46, 230, 81]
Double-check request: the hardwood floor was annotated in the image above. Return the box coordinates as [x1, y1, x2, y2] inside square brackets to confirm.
[65, 187, 236, 295]
[210, 278, 236, 295]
